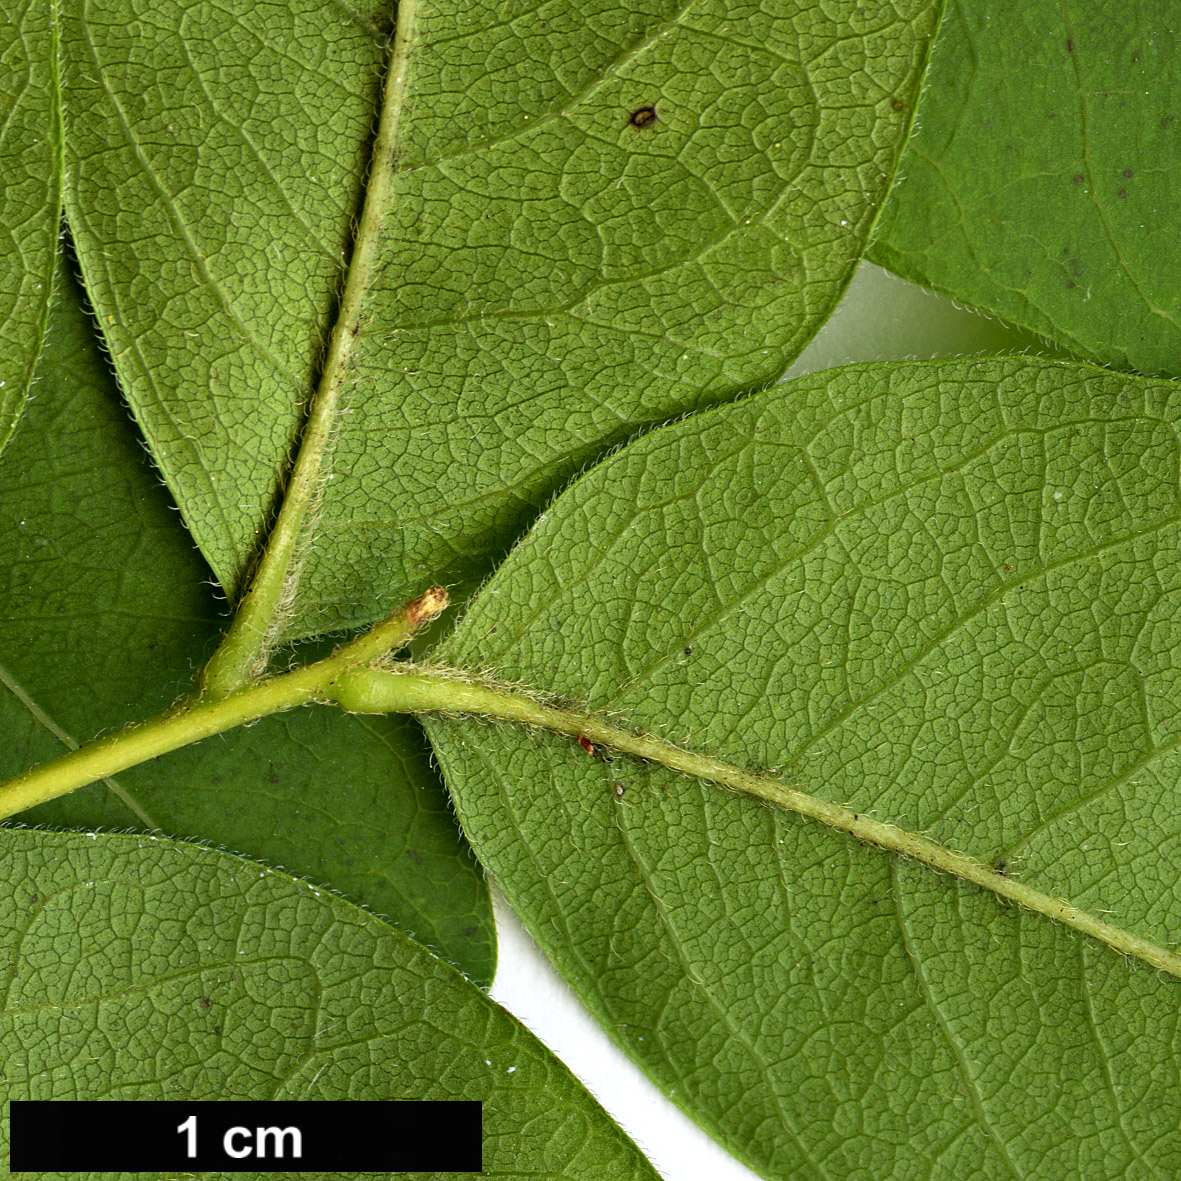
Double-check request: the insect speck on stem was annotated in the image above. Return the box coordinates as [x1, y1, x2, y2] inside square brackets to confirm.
[577, 734, 597, 757]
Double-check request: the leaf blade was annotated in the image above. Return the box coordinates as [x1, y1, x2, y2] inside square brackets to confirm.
[0, 826, 659, 1181]
[428, 357, 1181, 1177]
[0, 260, 494, 982]
[61, 0, 942, 636]
[870, 0, 1181, 375]
[0, 0, 62, 457]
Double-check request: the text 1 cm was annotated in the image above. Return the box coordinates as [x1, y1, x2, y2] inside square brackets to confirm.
[177, 1114, 303, 1160]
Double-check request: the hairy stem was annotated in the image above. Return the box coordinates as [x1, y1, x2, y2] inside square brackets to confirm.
[0, 588, 445, 820]
[198, 0, 419, 699]
[335, 667, 1181, 982]
[0, 665, 325, 818]
[6, 651, 1180, 982]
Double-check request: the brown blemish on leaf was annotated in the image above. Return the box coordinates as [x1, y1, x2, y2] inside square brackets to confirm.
[629, 106, 658, 129]
[200, 996, 212, 1010]
[1072, 173, 1085, 184]
[1118, 188, 1128, 198]
[891, 99, 904, 111]
[1122, 168, 1133, 178]
[1065, 37, 1074, 51]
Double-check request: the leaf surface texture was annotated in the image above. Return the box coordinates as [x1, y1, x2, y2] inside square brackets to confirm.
[871, 0, 1181, 375]
[0, 827, 658, 1181]
[62, 0, 940, 634]
[0, 0, 61, 455]
[0, 264, 493, 982]
[429, 357, 1181, 1179]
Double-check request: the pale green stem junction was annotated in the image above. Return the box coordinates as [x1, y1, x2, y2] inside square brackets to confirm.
[198, 0, 419, 699]
[5, 625, 1181, 983]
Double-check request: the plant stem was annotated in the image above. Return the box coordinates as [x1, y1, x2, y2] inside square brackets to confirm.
[336, 667, 1181, 982]
[332, 585, 448, 667]
[0, 665, 324, 818]
[197, 0, 419, 699]
[7, 652, 1180, 982]
[0, 587, 447, 820]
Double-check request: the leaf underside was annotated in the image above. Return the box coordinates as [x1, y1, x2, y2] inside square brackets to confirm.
[0, 0, 62, 457]
[8, 1, 1180, 1175]
[428, 356, 1181, 1179]
[871, 0, 1181, 377]
[0, 264, 494, 984]
[0, 827, 659, 1181]
[62, 0, 941, 637]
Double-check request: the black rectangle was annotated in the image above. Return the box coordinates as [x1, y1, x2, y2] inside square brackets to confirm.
[9, 1100, 481, 1172]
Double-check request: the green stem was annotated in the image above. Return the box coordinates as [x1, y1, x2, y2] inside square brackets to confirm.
[334, 667, 1181, 982]
[332, 586, 448, 667]
[0, 665, 324, 818]
[198, 0, 419, 699]
[0, 588, 445, 820]
[7, 653, 1180, 982]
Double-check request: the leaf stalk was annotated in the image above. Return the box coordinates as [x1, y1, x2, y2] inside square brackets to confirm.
[338, 667, 1181, 984]
[197, 0, 419, 699]
[8, 643, 1181, 984]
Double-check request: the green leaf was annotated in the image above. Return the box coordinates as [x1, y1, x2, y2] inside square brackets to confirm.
[62, 0, 942, 636]
[0, 0, 62, 456]
[0, 262, 494, 983]
[869, 0, 1181, 376]
[0, 827, 659, 1181]
[428, 356, 1181, 1178]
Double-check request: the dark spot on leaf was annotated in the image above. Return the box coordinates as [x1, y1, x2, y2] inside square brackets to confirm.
[267, 762, 280, 783]
[1065, 37, 1073, 51]
[1122, 168, 1133, 178]
[1072, 173, 1085, 184]
[1067, 280, 1077, 288]
[1118, 188, 1128, 199]
[213, 1025, 223, 1035]
[461, 925, 478, 938]
[629, 106, 658, 129]
[200, 996, 212, 1009]
[406, 848, 425, 866]
[993, 860, 1007, 875]
[891, 99, 904, 111]
[684, 646, 692, 656]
